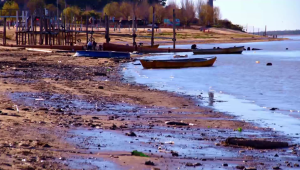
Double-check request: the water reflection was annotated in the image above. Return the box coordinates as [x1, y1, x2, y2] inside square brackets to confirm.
[208, 91, 214, 106]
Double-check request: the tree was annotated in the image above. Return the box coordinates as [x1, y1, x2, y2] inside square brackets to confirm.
[46, 4, 57, 16]
[136, 0, 150, 21]
[148, 4, 165, 24]
[62, 6, 80, 22]
[27, 0, 46, 13]
[213, 6, 221, 24]
[103, 2, 121, 18]
[2, 0, 19, 20]
[119, 2, 131, 19]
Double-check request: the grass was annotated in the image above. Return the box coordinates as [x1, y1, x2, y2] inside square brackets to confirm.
[237, 127, 243, 132]
[131, 150, 149, 157]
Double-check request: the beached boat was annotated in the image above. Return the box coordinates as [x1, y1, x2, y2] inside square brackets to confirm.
[140, 57, 217, 69]
[103, 43, 192, 53]
[142, 44, 160, 48]
[193, 46, 244, 55]
[74, 51, 130, 59]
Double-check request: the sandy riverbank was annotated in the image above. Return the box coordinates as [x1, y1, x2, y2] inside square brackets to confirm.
[0, 48, 298, 169]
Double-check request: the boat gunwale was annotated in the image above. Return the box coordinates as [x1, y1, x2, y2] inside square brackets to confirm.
[140, 57, 216, 63]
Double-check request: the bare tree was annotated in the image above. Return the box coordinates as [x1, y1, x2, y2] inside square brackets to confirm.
[195, 0, 204, 25]
[180, 0, 195, 26]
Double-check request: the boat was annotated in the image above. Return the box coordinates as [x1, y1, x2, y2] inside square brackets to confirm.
[193, 46, 244, 55]
[142, 44, 160, 48]
[140, 57, 217, 69]
[74, 51, 130, 59]
[103, 43, 192, 53]
[174, 54, 188, 58]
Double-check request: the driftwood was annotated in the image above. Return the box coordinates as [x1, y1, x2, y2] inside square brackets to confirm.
[224, 137, 289, 149]
[165, 121, 188, 126]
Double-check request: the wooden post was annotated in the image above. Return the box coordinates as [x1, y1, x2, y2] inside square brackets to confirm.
[40, 17, 43, 45]
[265, 25, 267, 36]
[173, 9, 176, 49]
[151, 6, 155, 47]
[132, 15, 136, 47]
[75, 17, 77, 44]
[86, 16, 88, 44]
[3, 18, 6, 45]
[45, 18, 48, 45]
[105, 14, 110, 43]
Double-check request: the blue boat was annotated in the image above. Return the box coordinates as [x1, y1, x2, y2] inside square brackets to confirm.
[74, 51, 130, 59]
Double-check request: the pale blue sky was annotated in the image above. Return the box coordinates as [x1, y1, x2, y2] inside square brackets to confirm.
[171, 0, 300, 31]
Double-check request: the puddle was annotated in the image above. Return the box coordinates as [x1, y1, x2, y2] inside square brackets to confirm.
[8, 92, 158, 116]
[65, 157, 121, 170]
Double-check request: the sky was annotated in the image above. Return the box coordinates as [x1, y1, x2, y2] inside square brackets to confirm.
[171, 0, 300, 31]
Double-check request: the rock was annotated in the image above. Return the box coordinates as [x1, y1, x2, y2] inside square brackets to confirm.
[5, 107, 14, 111]
[294, 163, 299, 167]
[223, 163, 228, 167]
[151, 168, 160, 170]
[274, 154, 279, 157]
[244, 168, 257, 170]
[266, 63, 272, 66]
[165, 121, 188, 126]
[247, 47, 251, 51]
[120, 125, 128, 129]
[194, 163, 202, 166]
[145, 160, 155, 166]
[239, 150, 245, 153]
[42, 143, 51, 148]
[98, 86, 104, 89]
[110, 124, 117, 130]
[273, 166, 280, 170]
[56, 108, 64, 112]
[236, 165, 245, 169]
[186, 163, 194, 167]
[126, 132, 137, 137]
[92, 117, 99, 119]
[20, 57, 27, 61]
[171, 150, 179, 156]
[286, 48, 288, 50]
[252, 48, 262, 50]
[201, 159, 207, 161]
[94, 72, 107, 76]
[270, 108, 279, 111]
[224, 137, 289, 149]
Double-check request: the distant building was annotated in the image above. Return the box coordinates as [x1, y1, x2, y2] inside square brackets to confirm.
[207, 0, 213, 8]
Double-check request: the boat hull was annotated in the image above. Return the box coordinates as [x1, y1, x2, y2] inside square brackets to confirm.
[103, 43, 192, 53]
[142, 44, 159, 48]
[193, 46, 244, 55]
[140, 57, 217, 69]
[74, 51, 130, 59]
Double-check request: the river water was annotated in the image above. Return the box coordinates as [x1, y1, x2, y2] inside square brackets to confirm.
[123, 35, 300, 142]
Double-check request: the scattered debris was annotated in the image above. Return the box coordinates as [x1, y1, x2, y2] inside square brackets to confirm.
[266, 63, 272, 66]
[171, 150, 179, 156]
[145, 160, 155, 166]
[126, 131, 137, 137]
[165, 121, 188, 126]
[236, 165, 245, 169]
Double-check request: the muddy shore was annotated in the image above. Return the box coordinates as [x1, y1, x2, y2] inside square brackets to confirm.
[0, 48, 299, 170]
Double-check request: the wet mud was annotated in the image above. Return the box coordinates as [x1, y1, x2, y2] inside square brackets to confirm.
[0, 49, 299, 169]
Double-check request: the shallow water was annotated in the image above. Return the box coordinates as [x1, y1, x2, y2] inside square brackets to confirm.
[123, 35, 300, 142]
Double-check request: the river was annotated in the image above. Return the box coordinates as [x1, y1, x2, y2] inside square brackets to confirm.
[123, 35, 300, 142]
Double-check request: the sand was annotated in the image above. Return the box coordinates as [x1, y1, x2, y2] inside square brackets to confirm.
[0, 48, 298, 169]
